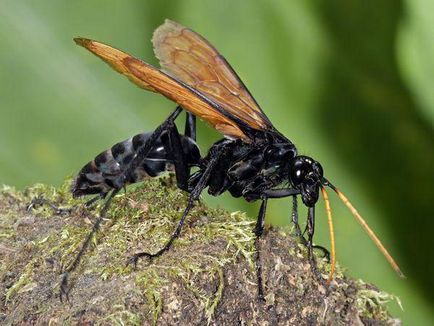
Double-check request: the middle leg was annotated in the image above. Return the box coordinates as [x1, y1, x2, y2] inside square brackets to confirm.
[127, 140, 229, 266]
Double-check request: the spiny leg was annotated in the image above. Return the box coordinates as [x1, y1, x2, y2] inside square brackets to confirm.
[127, 141, 227, 266]
[254, 198, 268, 301]
[291, 195, 305, 243]
[306, 206, 324, 283]
[27, 197, 74, 216]
[60, 189, 119, 302]
[292, 196, 330, 262]
[127, 195, 195, 266]
[313, 245, 330, 263]
[28, 193, 102, 216]
[248, 190, 328, 284]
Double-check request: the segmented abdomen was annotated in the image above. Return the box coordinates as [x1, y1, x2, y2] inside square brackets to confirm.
[72, 131, 200, 197]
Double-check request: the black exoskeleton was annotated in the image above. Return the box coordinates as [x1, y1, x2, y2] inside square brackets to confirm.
[73, 124, 200, 197]
[69, 107, 327, 301]
[57, 19, 403, 302]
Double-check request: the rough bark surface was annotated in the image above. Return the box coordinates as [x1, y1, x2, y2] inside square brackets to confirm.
[0, 177, 400, 325]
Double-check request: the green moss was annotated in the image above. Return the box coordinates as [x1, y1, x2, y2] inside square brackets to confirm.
[135, 269, 165, 323]
[2, 176, 257, 322]
[0, 176, 400, 324]
[356, 280, 403, 321]
[204, 266, 224, 323]
[5, 263, 35, 303]
[99, 305, 143, 326]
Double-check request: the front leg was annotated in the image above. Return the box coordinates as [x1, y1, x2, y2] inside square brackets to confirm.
[292, 196, 330, 262]
[291, 195, 306, 243]
[247, 188, 328, 282]
[307, 206, 324, 283]
[254, 198, 268, 301]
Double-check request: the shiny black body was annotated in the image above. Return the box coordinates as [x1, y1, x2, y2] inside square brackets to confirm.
[192, 137, 296, 200]
[73, 130, 200, 197]
[67, 106, 327, 301]
[73, 113, 302, 208]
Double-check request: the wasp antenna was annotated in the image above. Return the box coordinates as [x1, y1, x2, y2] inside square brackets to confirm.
[326, 182, 405, 278]
[321, 187, 336, 285]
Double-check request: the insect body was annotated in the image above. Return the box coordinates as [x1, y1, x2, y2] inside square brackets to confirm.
[65, 19, 404, 301]
[73, 129, 200, 197]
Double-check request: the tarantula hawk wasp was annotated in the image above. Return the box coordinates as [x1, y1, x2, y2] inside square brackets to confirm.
[60, 20, 404, 301]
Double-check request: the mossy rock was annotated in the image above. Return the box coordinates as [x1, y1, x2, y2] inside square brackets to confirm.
[0, 176, 400, 325]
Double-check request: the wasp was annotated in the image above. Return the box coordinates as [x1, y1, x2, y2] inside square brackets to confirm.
[63, 20, 404, 301]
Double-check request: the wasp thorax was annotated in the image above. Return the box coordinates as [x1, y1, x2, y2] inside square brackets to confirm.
[289, 156, 324, 207]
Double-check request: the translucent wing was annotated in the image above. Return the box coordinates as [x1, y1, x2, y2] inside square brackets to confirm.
[74, 38, 248, 140]
[153, 19, 273, 131]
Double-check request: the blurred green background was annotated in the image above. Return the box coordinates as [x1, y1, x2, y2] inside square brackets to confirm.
[1, 1, 433, 324]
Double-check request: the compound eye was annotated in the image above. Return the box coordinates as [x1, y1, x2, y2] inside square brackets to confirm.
[290, 159, 307, 186]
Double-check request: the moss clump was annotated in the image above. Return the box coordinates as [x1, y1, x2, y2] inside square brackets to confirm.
[0, 176, 400, 324]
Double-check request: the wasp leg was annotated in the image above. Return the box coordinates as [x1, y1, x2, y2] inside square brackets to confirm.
[124, 106, 183, 184]
[306, 206, 325, 283]
[83, 195, 102, 209]
[184, 112, 196, 141]
[292, 196, 330, 262]
[168, 111, 197, 191]
[313, 245, 330, 263]
[254, 198, 268, 301]
[59, 189, 119, 302]
[163, 122, 191, 191]
[247, 189, 329, 274]
[246, 188, 300, 201]
[127, 141, 230, 267]
[291, 195, 306, 244]
[27, 197, 74, 216]
[28, 192, 102, 217]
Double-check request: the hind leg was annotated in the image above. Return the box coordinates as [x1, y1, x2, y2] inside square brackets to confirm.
[184, 112, 196, 141]
[27, 193, 101, 217]
[59, 189, 119, 302]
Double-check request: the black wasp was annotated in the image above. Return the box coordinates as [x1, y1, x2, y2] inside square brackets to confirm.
[64, 19, 404, 300]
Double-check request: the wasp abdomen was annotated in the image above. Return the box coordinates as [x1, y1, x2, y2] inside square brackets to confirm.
[72, 131, 200, 198]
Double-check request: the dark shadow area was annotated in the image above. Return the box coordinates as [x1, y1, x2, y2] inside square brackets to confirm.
[315, 0, 434, 305]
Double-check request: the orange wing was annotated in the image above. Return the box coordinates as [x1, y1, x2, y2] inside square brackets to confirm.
[152, 19, 273, 131]
[74, 38, 248, 140]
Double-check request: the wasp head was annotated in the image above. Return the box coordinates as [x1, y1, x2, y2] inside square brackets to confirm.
[289, 156, 324, 207]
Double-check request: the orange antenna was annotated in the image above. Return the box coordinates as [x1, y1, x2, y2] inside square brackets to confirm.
[321, 187, 336, 285]
[325, 181, 405, 278]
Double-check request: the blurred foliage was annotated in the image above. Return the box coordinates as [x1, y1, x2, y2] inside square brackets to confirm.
[0, 0, 433, 324]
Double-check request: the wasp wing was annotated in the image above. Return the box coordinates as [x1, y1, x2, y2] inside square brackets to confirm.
[74, 38, 248, 140]
[153, 19, 273, 131]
